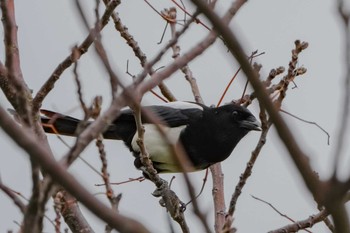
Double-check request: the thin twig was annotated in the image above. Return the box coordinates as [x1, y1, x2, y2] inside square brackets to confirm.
[252, 195, 312, 233]
[167, 8, 204, 105]
[74, 0, 121, 99]
[191, 1, 350, 233]
[193, 0, 321, 202]
[104, 0, 177, 102]
[280, 109, 330, 145]
[185, 169, 209, 206]
[268, 208, 330, 233]
[32, 0, 120, 113]
[96, 135, 119, 211]
[102, 176, 145, 186]
[170, 0, 211, 31]
[0, 104, 151, 233]
[72, 47, 88, 115]
[126, 60, 168, 103]
[0, 179, 26, 213]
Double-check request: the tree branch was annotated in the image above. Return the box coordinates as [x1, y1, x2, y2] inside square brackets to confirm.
[190, 1, 350, 232]
[32, 0, 120, 113]
[0, 0, 32, 125]
[0, 104, 151, 233]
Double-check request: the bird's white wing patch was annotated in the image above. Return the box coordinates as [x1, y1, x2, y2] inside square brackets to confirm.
[131, 124, 186, 169]
[156, 101, 203, 111]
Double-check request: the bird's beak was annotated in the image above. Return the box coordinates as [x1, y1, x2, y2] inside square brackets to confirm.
[240, 116, 262, 131]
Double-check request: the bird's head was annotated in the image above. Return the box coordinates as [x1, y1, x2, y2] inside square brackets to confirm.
[216, 103, 261, 132]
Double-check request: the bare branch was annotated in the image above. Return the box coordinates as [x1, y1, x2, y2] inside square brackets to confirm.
[0, 179, 26, 214]
[103, 0, 177, 102]
[32, 0, 120, 113]
[226, 106, 270, 222]
[0, 0, 32, 125]
[72, 47, 89, 116]
[333, 0, 350, 177]
[78, 0, 121, 100]
[167, 7, 204, 103]
[57, 191, 95, 233]
[96, 135, 120, 214]
[0, 104, 151, 233]
[190, 1, 350, 232]
[254, 195, 311, 233]
[190, 0, 321, 202]
[280, 109, 330, 145]
[268, 208, 330, 233]
[133, 104, 191, 233]
[210, 164, 226, 233]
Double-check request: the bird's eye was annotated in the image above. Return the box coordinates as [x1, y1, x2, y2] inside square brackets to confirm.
[232, 111, 239, 117]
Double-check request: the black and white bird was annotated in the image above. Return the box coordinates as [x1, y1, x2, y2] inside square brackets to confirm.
[40, 101, 261, 174]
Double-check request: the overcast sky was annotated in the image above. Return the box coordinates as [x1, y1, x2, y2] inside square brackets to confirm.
[0, 1, 348, 232]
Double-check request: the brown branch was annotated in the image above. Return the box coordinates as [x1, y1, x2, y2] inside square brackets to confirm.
[210, 164, 226, 233]
[168, 8, 204, 103]
[225, 45, 308, 230]
[316, 206, 335, 232]
[0, 0, 32, 126]
[101, 176, 145, 186]
[205, 2, 250, 232]
[280, 109, 330, 145]
[24, 4, 248, 229]
[190, 0, 321, 202]
[218, 51, 262, 107]
[0, 59, 17, 107]
[0, 104, 151, 233]
[133, 105, 191, 233]
[96, 135, 120, 218]
[252, 195, 311, 231]
[6, 23, 42, 228]
[0, 179, 26, 214]
[136, 0, 247, 108]
[190, 1, 350, 233]
[53, 192, 62, 233]
[225, 106, 270, 224]
[135, 106, 213, 233]
[102, 0, 177, 102]
[60, 0, 125, 167]
[81, 0, 121, 99]
[333, 0, 350, 176]
[170, 0, 212, 31]
[32, 0, 120, 113]
[72, 47, 88, 116]
[241, 66, 285, 106]
[58, 191, 95, 233]
[21, 159, 43, 233]
[268, 208, 330, 233]
[264, 66, 285, 87]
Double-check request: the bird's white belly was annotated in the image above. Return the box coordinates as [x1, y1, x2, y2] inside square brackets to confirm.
[131, 124, 186, 170]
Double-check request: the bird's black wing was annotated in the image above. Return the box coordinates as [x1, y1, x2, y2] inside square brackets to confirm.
[104, 102, 205, 143]
[143, 105, 203, 127]
[113, 102, 204, 128]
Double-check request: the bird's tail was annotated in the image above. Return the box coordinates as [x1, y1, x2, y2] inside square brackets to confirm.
[40, 109, 82, 137]
[40, 109, 122, 140]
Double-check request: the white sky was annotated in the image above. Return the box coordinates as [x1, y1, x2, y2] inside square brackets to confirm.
[0, 0, 348, 232]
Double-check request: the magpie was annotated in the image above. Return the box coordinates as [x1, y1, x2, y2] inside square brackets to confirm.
[40, 101, 261, 173]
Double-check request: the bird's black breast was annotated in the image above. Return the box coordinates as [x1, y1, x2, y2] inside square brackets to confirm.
[179, 107, 249, 170]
